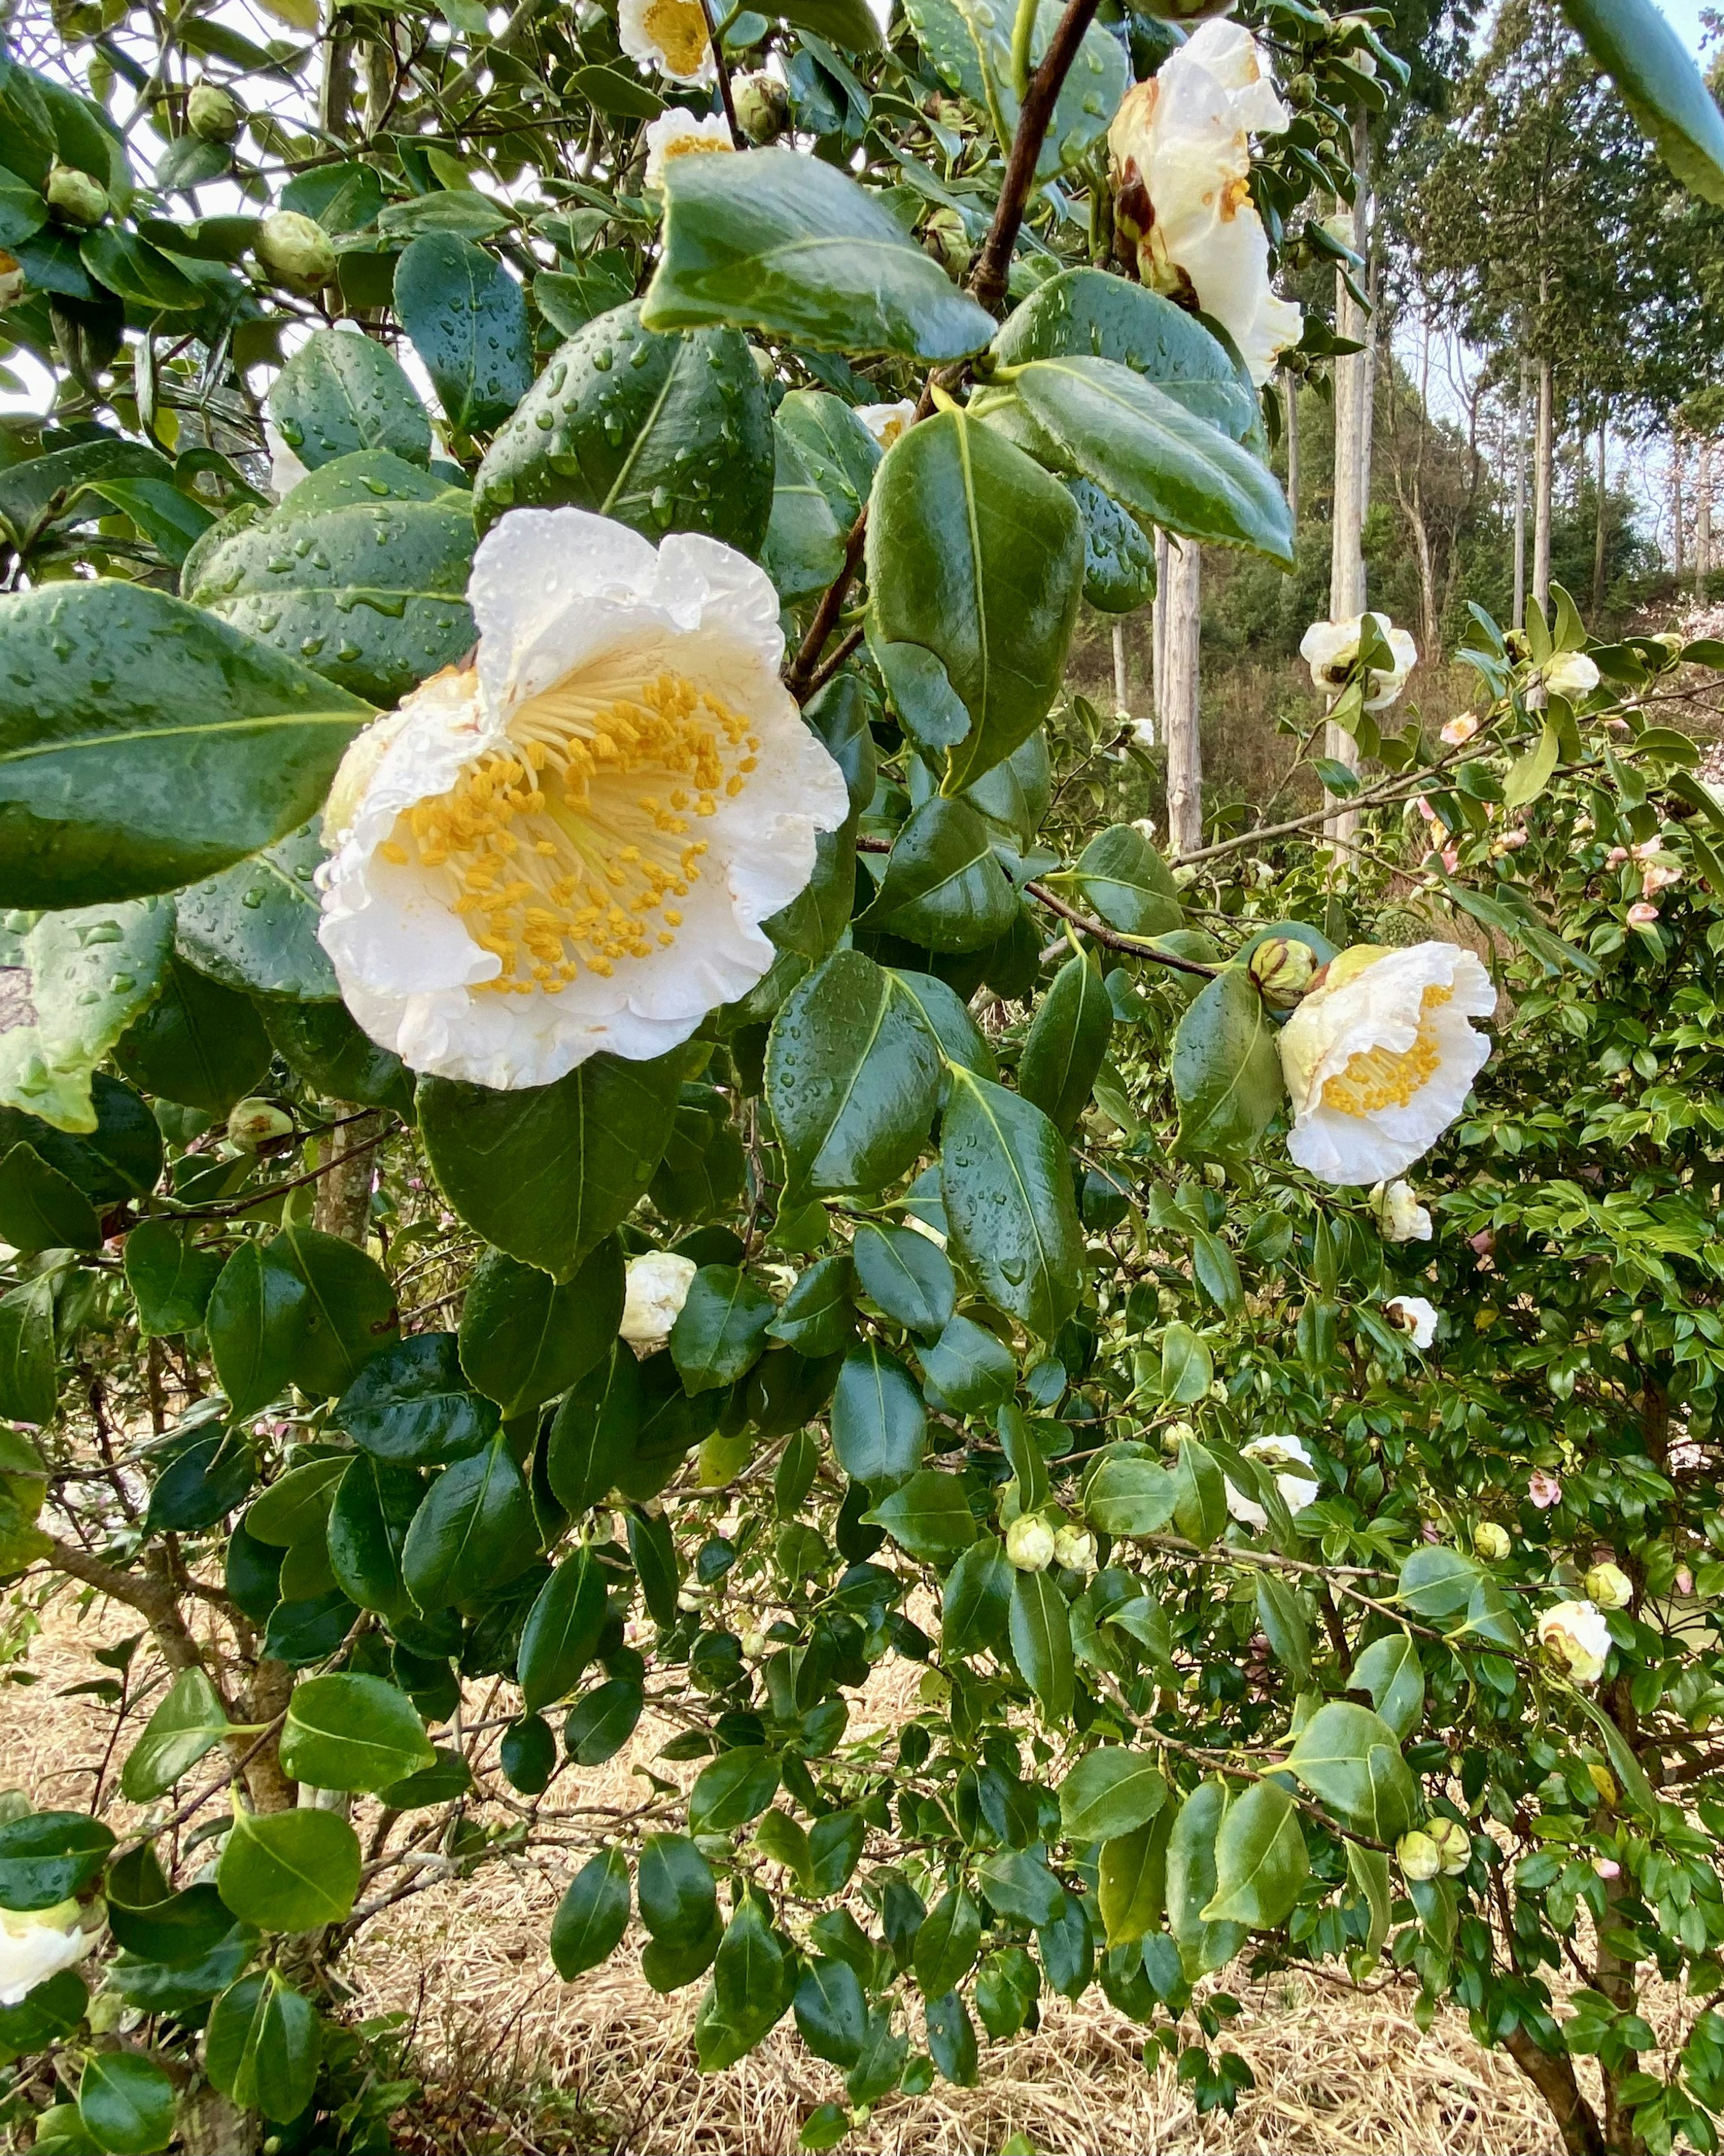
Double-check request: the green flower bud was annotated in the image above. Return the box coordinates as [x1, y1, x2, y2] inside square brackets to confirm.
[1583, 1561, 1632, 1611]
[227, 1098, 295, 1151]
[1052, 1524, 1097, 1574]
[1006, 1513, 1056, 1572]
[1426, 1818, 1471, 1876]
[1396, 1829, 1441, 1882]
[732, 71, 788, 145]
[1248, 935, 1317, 1009]
[1473, 1521, 1512, 1562]
[921, 207, 970, 282]
[188, 81, 243, 141]
[254, 209, 336, 294]
[45, 162, 108, 231]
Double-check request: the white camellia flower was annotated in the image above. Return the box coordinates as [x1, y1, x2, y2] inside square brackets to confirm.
[0, 1903, 94, 2007]
[318, 508, 849, 1088]
[1299, 613, 1418, 708]
[1370, 1178, 1432, 1243]
[620, 1251, 698, 1347]
[1278, 942, 1498, 1185]
[1224, 1433, 1320, 1531]
[1537, 1598, 1612, 1685]
[642, 108, 734, 191]
[1544, 650, 1601, 701]
[619, 0, 715, 84]
[1385, 1292, 1438, 1349]
[1584, 1561, 1633, 1611]
[1107, 19, 1302, 386]
[856, 400, 917, 451]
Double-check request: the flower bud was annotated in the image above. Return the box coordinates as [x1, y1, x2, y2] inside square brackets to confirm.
[1006, 1513, 1056, 1572]
[1396, 1829, 1442, 1882]
[188, 81, 242, 141]
[1583, 1561, 1632, 1611]
[921, 207, 970, 281]
[1052, 1525, 1097, 1574]
[46, 162, 108, 230]
[0, 251, 23, 313]
[1426, 1817, 1471, 1876]
[1247, 935, 1316, 1009]
[254, 209, 336, 294]
[226, 1098, 295, 1151]
[1473, 1521, 1512, 1562]
[732, 70, 788, 144]
[620, 1252, 697, 1349]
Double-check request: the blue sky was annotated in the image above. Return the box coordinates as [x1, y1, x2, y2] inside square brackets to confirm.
[1653, 0, 1713, 57]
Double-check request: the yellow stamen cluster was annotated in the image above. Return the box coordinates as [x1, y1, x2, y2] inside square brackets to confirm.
[378, 669, 759, 996]
[642, 0, 710, 75]
[1321, 983, 1454, 1115]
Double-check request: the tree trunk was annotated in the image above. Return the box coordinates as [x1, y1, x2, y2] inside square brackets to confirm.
[1152, 528, 1170, 722]
[1674, 434, 1686, 579]
[1162, 538, 1202, 856]
[1503, 2026, 1607, 2156]
[1283, 367, 1299, 525]
[1592, 421, 1608, 623]
[313, 1108, 383, 1245]
[1533, 352, 1553, 614]
[319, 7, 355, 137]
[178, 2084, 258, 2156]
[1112, 621, 1129, 716]
[1324, 112, 1370, 849]
[1699, 439, 1713, 590]
[1513, 359, 1529, 629]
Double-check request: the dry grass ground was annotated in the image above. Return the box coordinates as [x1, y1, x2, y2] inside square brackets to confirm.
[0, 1583, 1579, 2156]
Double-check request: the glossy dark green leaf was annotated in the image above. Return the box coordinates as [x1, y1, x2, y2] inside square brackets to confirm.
[0, 1276, 56, 1424]
[279, 1671, 434, 1792]
[698, 1892, 790, 2068]
[924, 1987, 979, 2086]
[1172, 1432, 1227, 1547]
[902, 0, 1124, 180]
[550, 1847, 631, 1978]
[0, 1142, 99, 1250]
[261, 997, 414, 1116]
[119, 1667, 228, 1802]
[458, 1237, 623, 1418]
[764, 423, 848, 605]
[123, 1219, 224, 1337]
[473, 301, 772, 553]
[1060, 1748, 1167, 1843]
[394, 232, 532, 433]
[244, 1457, 348, 1548]
[268, 1223, 398, 1399]
[563, 1676, 645, 1765]
[142, 1429, 254, 1535]
[794, 1955, 867, 2067]
[627, 1503, 682, 1626]
[868, 407, 1083, 791]
[974, 1944, 1040, 2040]
[0, 1810, 114, 1909]
[377, 1746, 474, 1809]
[546, 1347, 637, 1515]
[518, 1548, 608, 1713]
[976, 1845, 1064, 1927]
[851, 1223, 954, 1337]
[765, 1254, 855, 1358]
[1285, 1701, 1415, 1842]
[644, 147, 994, 363]
[689, 1746, 781, 1836]
[775, 388, 879, 531]
[831, 1341, 927, 1490]
[941, 1534, 1012, 1657]
[267, 326, 431, 471]
[172, 820, 336, 1000]
[1348, 1630, 1424, 1742]
[1200, 1778, 1309, 1930]
[113, 953, 269, 1114]
[76, 2053, 174, 2156]
[327, 1453, 422, 1619]
[401, 1435, 539, 1608]
[105, 1847, 233, 1966]
[1171, 967, 1284, 1163]
[1165, 1780, 1246, 1980]
[216, 1805, 361, 1930]
[1009, 1565, 1073, 1723]
[671, 1265, 775, 1394]
[205, 1969, 321, 2124]
[501, 1711, 557, 1794]
[914, 1883, 980, 1997]
[335, 1331, 498, 1466]
[870, 797, 1019, 953]
[916, 1313, 1016, 1415]
[1018, 950, 1112, 1135]
[419, 1050, 682, 1281]
[1097, 1812, 1170, 1945]
[889, 968, 997, 1080]
[638, 1831, 718, 1945]
[263, 1587, 360, 1667]
[940, 1069, 1083, 1340]
[863, 1469, 976, 1564]
[1065, 822, 1182, 939]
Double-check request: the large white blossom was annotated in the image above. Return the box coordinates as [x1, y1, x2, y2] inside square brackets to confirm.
[1299, 613, 1418, 708]
[619, 0, 715, 84]
[1225, 1433, 1320, 1530]
[318, 509, 849, 1089]
[620, 1251, 698, 1347]
[1537, 1598, 1612, 1686]
[856, 400, 917, 451]
[642, 108, 734, 191]
[1278, 942, 1497, 1185]
[0, 1903, 94, 2007]
[1544, 650, 1601, 702]
[1107, 19, 1302, 385]
[1385, 1292, 1438, 1349]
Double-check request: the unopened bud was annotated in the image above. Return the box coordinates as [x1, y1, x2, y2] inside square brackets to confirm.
[1583, 1561, 1632, 1611]
[1052, 1525, 1096, 1574]
[1396, 1829, 1441, 1882]
[1006, 1513, 1056, 1572]
[0, 251, 22, 313]
[1473, 1521, 1512, 1562]
[46, 163, 108, 230]
[921, 207, 970, 282]
[226, 1098, 294, 1151]
[254, 209, 336, 294]
[1426, 1818, 1470, 1876]
[1247, 935, 1316, 1009]
[188, 81, 242, 141]
[732, 70, 788, 144]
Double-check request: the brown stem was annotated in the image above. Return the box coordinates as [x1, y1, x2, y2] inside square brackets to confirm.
[807, 622, 866, 698]
[967, 0, 1103, 313]
[1503, 2025, 1607, 2156]
[786, 511, 868, 701]
[695, 0, 745, 146]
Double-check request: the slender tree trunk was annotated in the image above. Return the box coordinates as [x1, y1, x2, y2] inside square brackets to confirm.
[1699, 440, 1713, 590]
[314, 1108, 383, 1244]
[1360, 233, 1379, 514]
[1674, 433, 1686, 580]
[1513, 359, 1529, 629]
[319, 6, 355, 136]
[1324, 112, 1371, 850]
[1111, 621, 1129, 715]
[1591, 421, 1608, 622]
[1503, 2028, 1607, 2156]
[1533, 352, 1553, 614]
[1162, 538, 1202, 856]
[1152, 528, 1170, 722]
[1283, 367, 1299, 526]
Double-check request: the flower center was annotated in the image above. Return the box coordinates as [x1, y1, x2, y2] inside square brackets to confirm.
[380, 663, 760, 996]
[1320, 983, 1454, 1115]
[641, 0, 710, 74]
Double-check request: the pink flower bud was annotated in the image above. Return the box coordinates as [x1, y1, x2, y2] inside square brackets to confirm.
[1469, 1226, 1496, 1260]
[1528, 1470, 1562, 1510]
[1499, 827, 1528, 849]
[1606, 847, 1629, 865]
[1415, 794, 1438, 824]
[1440, 846, 1460, 874]
[1677, 1567, 1695, 1596]
[1592, 1857, 1621, 1878]
[1440, 714, 1480, 745]
[1627, 901, 1660, 927]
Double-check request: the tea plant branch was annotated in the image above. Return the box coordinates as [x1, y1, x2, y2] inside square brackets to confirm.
[968, 0, 1104, 313]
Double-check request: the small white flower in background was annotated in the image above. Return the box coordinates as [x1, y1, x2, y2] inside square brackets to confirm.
[1396, 1830, 1442, 1882]
[1277, 941, 1497, 1184]
[642, 108, 733, 190]
[1369, 1178, 1432, 1243]
[0, 1903, 94, 2007]
[1537, 1598, 1612, 1685]
[1052, 1524, 1097, 1574]
[1385, 1293, 1438, 1349]
[1584, 1561, 1633, 1611]
[1439, 712, 1479, 746]
[1224, 1433, 1319, 1531]
[1473, 1521, 1512, 1562]
[1627, 900, 1660, 928]
[265, 418, 309, 500]
[1299, 613, 1418, 709]
[1544, 650, 1600, 701]
[1129, 717, 1158, 753]
[619, 0, 715, 84]
[1006, 1514, 1057, 1572]
[318, 508, 849, 1087]
[1107, 19, 1302, 385]
[620, 1252, 698, 1347]
[856, 400, 917, 451]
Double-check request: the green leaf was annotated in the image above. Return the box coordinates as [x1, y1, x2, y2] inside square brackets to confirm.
[998, 1401, 1048, 1512]
[638, 1832, 717, 1944]
[778, 0, 882, 45]
[0, 1275, 56, 1424]
[376, 1746, 473, 1809]
[419, 1050, 682, 1281]
[0, 1810, 113, 1910]
[1066, 823, 1182, 938]
[1083, 1446, 1178, 1538]
[1561, 0, 1724, 202]
[867, 407, 1083, 791]
[765, 951, 942, 1199]
[563, 1676, 645, 1764]
[0, 1142, 99, 1250]
[775, 388, 880, 530]
[862, 1468, 976, 1563]
[473, 301, 772, 555]
[763, 424, 848, 606]
[941, 1534, 1012, 1656]
[0, 897, 173, 1131]
[795, 1956, 868, 2068]
[1171, 968, 1283, 1162]
[1009, 1565, 1073, 1722]
[80, 228, 204, 312]
[1000, 357, 1292, 563]
[1018, 951, 1112, 1135]
[394, 233, 532, 434]
[76, 2054, 174, 2156]
[326, 1454, 421, 1619]
[851, 1224, 953, 1337]
[626, 1503, 682, 1626]
[378, 192, 511, 241]
[925, 1988, 979, 2086]
[689, 1746, 781, 1835]
[1286, 1702, 1415, 1841]
[940, 1067, 1083, 1340]
[546, 1348, 638, 1515]
[216, 1805, 361, 1930]
[1255, 1574, 1312, 1687]
[699, 1893, 791, 2068]
[550, 1847, 631, 1979]
[670, 1265, 775, 1394]
[401, 1434, 538, 1608]
[122, 1221, 220, 1338]
[458, 1238, 623, 1419]
[205, 1970, 321, 2124]
[335, 1332, 498, 1466]
[831, 1341, 927, 1487]
[1097, 1812, 1171, 1944]
[279, 1672, 434, 1793]
[206, 1241, 306, 1420]
[902, 0, 1125, 179]
[1165, 1781, 1247, 1980]
[1346, 1839, 1392, 1962]
[1060, 1747, 1167, 1843]
[914, 1882, 981, 1997]
[518, 1548, 608, 1713]
[267, 326, 431, 471]
[244, 1455, 347, 1547]
[119, 1666, 229, 1801]
[870, 797, 1019, 953]
[917, 1310, 1016, 1415]
[261, 997, 413, 1115]
[268, 1222, 398, 1399]
[1500, 719, 1561, 813]
[1397, 1544, 1479, 1622]
[976, 1846, 1064, 1927]
[1571, 1689, 1660, 1823]
[0, 576, 373, 911]
[1200, 1779, 1309, 1929]
[113, 952, 269, 1114]
[1349, 1631, 1424, 1742]
[1172, 1432, 1227, 1547]
[644, 146, 994, 363]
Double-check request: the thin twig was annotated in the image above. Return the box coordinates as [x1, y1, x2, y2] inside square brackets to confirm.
[787, 511, 868, 700]
[695, 0, 745, 145]
[968, 0, 1103, 312]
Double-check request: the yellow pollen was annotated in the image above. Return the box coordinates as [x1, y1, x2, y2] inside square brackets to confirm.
[1320, 983, 1455, 1116]
[642, 0, 711, 74]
